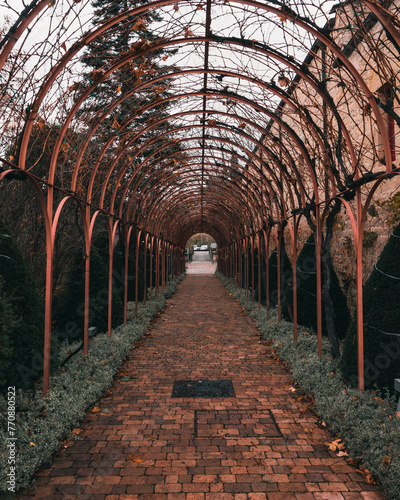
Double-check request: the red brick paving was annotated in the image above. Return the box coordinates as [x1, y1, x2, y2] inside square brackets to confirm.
[18, 275, 387, 499]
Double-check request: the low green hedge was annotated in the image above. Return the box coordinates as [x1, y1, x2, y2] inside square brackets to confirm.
[218, 272, 400, 500]
[0, 274, 185, 492]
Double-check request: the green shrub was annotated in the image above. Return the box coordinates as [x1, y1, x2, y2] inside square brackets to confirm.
[282, 233, 350, 340]
[0, 220, 46, 390]
[114, 237, 149, 303]
[54, 244, 123, 341]
[267, 248, 293, 308]
[0, 279, 21, 388]
[217, 272, 400, 500]
[254, 248, 292, 307]
[54, 226, 128, 342]
[341, 224, 400, 393]
[0, 273, 185, 492]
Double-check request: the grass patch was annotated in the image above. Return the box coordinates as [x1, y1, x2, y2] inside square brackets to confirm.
[0, 274, 185, 492]
[218, 272, 400, 500]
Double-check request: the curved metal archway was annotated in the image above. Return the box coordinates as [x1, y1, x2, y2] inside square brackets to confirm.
[1, 0, 400, 393]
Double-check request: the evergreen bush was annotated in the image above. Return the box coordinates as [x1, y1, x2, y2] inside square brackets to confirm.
[0, 279, 20, 388]
[111, 237, 147, 304]
[254, 248, 266, 304]
[0, 220, 47, 389]
[268, 248, 293, 308]
[0, 274, 185, 492]
[282, 233, 350, 340]
[341, 224, 400, 393]
[217, 272, 400, 500]
[54, 234, 124, 342]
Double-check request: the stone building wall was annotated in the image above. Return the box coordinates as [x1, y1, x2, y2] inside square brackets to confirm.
[257, 0, 400, 308]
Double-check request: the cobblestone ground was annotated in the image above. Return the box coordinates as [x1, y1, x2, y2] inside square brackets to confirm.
[19, 275, 386, 500]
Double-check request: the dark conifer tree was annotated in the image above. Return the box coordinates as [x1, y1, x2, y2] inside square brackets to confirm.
[54, 228, 124, 340]
[0, 220, 47, 389]
[80, 0, 183, 164]
[268, 248, 293, 308]
[0, 279, 21, 389]
[341, 224, 400, 393]
[283, 233, 350, 340]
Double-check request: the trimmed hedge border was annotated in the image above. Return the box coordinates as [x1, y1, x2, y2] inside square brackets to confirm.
[0, 274, 185, 492]
[217, 272, 400, 500]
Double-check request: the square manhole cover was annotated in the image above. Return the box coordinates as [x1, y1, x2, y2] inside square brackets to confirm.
[172, 380, 235, 398]
[194, 409, 282, 438]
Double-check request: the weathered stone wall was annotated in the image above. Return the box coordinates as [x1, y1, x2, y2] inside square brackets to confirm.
[259, 0, 400, 306]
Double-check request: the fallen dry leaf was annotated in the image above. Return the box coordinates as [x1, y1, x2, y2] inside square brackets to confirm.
[129, 453, 146, 463]
[92, 407, 101, 413]
[365, 474, 376, 484]
[326, 439, 345, 452]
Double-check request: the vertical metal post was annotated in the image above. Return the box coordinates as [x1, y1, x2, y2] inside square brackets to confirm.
[229, 244, 233, 279]
[43, 223, 54, 395]
[239, 240, 243, 289]
[83, 247, 90, 353]
[143, 232, 148, 305]
[135, 229, 142, 316]
[263, 229, 270, 318]
[83, 206, 92, 354]
[356, 189, 364, 390]
[315, 207, 323, 357]
[170, 245, 176, 281]
[107, 217, 114, 336]
[246, 238, 249, 297]
[257, 233, 261, 309]
[123, 225, 133, 324]
[149, 236, 154, 299]
[291, 218, 298, 342]
[251, 235, 255, 303]
[276, 228, 282, 323]
[156, 238, 160, 296]
[162, 241, 166, 292]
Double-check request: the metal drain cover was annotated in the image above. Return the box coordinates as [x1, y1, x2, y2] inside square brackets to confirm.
[172, 380, 235, 398]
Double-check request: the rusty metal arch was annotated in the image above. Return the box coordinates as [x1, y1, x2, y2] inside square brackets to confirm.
[1, 0, 400, 395]
[115, 130, 300, 227]
[8, 1, 389, 179]
[122, 137, 284, 235]
[59, 87, 318, 214]
[118, 132, 285, 222]
[106, 107, 310, 210]
[144, 181, 261, 239]
[63, 67, 338, 201]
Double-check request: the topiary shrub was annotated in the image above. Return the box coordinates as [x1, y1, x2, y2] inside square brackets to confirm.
[283, 233, 350, 340]
[254, 248, 292, 307]
[341, 224, 400, 393]
[0, 278, 20, 388]
[268, 248, 293, 308]
[254, 247, 266, 306]
[0, 220, 47, 390]
[54, 234, 124, 343]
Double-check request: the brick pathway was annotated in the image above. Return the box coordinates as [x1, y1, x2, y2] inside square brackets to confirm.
[19, 275, 386, 499]
[186, 260, 217, 274]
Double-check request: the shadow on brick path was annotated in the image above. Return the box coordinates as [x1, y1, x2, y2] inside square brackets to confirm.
[18, 275, 386, 499]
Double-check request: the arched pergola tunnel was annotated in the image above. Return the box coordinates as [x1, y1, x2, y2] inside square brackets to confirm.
[1, 0, 400, 394]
